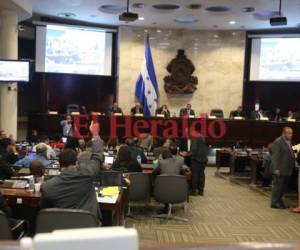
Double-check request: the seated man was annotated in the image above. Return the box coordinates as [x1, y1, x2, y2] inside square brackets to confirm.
[29, 160, 45, 183]
[230, 106, 246, 119]
[107, 102, 123, 116]
[15, 144, 52, 168]
[130, 101, 144, 116]
[270, 108, 282, 121]
[125, 137, 147, 163]
[0, 138, 18, 164]
[153, 138, 173, 159]
[153, 147, 188, 176]
[179, 104, 195, 117]
[285, 110, 296, 121]
[41, 148, 102, 221]
[0, 156, 15, 180]
[33, 137, 56, 159]
[252, 109, 267, 120]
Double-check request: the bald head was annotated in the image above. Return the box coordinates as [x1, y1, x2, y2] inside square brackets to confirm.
[282, 127, 293, 141]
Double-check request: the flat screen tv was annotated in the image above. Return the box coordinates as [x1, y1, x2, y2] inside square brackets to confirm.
[0, 60, 30, 82]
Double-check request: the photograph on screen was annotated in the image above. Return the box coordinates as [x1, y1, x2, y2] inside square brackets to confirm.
[250, 37, 300, 81]
[36, 24, 113, 76]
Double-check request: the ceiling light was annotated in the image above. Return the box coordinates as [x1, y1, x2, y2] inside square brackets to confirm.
[157, 30, 161, 33]
[229, 20, 236, 25]
[138, 16, 144, 20]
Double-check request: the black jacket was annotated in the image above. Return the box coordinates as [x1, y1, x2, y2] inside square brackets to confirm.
[111, 159, 142, 173]
[190, 136, 208, 164]
[272, 136, 295, 176]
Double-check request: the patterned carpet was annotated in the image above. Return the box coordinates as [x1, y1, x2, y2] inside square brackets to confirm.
[125, 167, 300, 244]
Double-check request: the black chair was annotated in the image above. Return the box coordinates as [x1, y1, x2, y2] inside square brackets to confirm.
[0, 211, 26, 240]
[210, 109, 224, 118]
[35, 208, 100, 233]
[153, 175, 189, 222]
[127, 172, 151, 216]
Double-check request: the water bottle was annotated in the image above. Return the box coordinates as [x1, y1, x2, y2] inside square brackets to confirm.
[28, 175, 35, 192]
[137, 155, 142, 165]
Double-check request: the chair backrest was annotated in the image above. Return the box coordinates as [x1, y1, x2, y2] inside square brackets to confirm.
[210, 109, 224, 118]
[153, 175, 188, 204]
[0, 211, 13, 240]
[35, 208, 99, 233]
[128, 172, 151, 202]
[66, 104, 80, 114]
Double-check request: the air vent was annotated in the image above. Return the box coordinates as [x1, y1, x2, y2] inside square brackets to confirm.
[205, 6, 231, 12]
[99, 5, 126, 14]
[186, 4, 202, 10]
[152, 4, 180, 10]
[132, 3, 145, 9]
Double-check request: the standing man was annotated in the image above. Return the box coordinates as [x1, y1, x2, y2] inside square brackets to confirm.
[190, 131, 208, 196]
[60, 114, 77, 137]
[271, 127, 296, 209]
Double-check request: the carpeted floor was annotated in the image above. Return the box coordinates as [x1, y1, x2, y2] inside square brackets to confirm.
[125, 167, 300, 244]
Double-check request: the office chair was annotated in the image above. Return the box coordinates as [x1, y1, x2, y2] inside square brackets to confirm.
[127, 172, 151, 216]
[210, 109, 224, 118]
[153, 175, 189, 222]
[66, 104, 80, 114]
[35, 208, 100, 233]
[0, 211, 26, 240]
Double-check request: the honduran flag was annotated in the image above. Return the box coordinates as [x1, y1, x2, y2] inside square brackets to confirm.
[134, 34, 159, 116]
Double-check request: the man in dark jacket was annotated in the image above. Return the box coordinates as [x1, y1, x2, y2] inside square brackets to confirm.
[190, 131, 208, 196]
[41, 126, 104, 221]
[271, 127, 296, 209]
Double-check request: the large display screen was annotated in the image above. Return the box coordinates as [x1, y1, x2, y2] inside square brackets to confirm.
[250, 37, 300, 81]
[36, 24, 113, 76]
[0, 60, 29, 82]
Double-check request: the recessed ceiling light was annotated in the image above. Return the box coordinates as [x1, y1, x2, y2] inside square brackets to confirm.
[138, 16, 144, 20]
[157, 30, 161, 33]
[229, 20, 236, 25]
[144, 29, 148, 33]
[213, 34, 219, 38]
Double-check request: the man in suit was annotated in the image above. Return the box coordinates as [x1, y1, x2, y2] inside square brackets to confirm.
[153, 146, 188, 176]
[190, 131, 208, 196]
[130, 101, 144, 116]
[271, 127, 296, 209]
[107, 102, 123, 116]
[230, 106, 246, 119]
[41, 148, 102, 221]
[125, 137, 147, 163]
[252, 108, 267, 120]
[179, 104, 195, 117]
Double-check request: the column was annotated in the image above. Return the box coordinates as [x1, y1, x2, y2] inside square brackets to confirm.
[0, 10, 18, 139]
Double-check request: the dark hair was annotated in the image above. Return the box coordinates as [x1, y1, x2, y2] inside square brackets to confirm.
[169, 145, 178, 155]
[40, 135, 49, 142]
[65, 137, 79, 151]
[107, 137, 119, 148]
[125, 137, 135, 146]
[59, 149, 77, 168]
[161, 149, 172, 159]
[29, 160, 45, 177]
[0, 138, 12, 149]
[116, 145, 132, 164]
